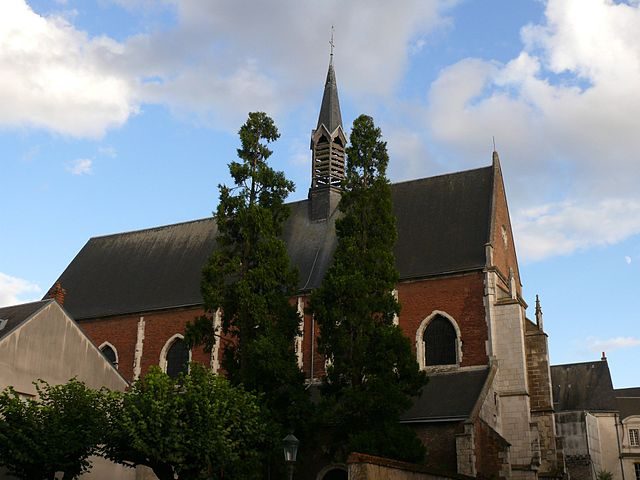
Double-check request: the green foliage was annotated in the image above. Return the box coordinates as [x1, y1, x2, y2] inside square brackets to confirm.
[103, 364, 267, 480]
[0, 379, 107, 480]
[597, 470, 613, 480]
[184, 112, 309, 441]
[310, 114, 427, 462]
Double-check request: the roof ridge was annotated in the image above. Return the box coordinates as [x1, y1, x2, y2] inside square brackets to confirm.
[0, 299, 52, 312]
[90, 217, 215, 241]
[390, 164, 492, 188]
[551, 360, 608, 368]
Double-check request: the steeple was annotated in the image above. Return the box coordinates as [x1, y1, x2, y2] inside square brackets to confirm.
[309, 33, 346, 221]
[316, 62, 342, 134]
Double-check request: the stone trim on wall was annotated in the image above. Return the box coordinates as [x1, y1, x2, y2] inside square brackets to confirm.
[159, 333, 192, 374]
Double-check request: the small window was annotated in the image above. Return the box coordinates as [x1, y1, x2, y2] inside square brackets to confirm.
[630, 428, 640, 447]
[165, 337, 189, 379]
[634, 463, 640, 480]
[424, 315, 457, 366]
[100, 344, 118, 369]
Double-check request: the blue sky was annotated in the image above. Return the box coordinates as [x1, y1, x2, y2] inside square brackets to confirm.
[1, 0, 638, 387]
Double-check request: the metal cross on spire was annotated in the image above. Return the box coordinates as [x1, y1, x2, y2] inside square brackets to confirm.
[329, 25, 335, 64]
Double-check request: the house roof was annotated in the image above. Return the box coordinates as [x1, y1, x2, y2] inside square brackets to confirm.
[551, 361, 617, 412]
[400, 368, 490, 422]
[615, 388, 640, 420]
[53, 166, 494, 320]
[0, 300, 51, 341]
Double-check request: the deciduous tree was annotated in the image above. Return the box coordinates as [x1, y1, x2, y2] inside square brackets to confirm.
[0, 379, 106, 480]
[103, 364, 267, 480]
[310, 114, 427, 462]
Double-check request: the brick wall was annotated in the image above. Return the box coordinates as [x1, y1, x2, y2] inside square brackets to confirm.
[490, 156, 522, 298]
[80, 271, 489, 384]
[80, 306, 211, 382]
[397, 273, 488, 367]
[474, 418, 511, 480]
[411, 422, 463, 472]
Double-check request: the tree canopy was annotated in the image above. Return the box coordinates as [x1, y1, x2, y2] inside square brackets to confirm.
[103, 364, 267, 480]
[184, 112, 309, 472]
[0, 379, 106, 480]
[310, 114, 427, 462]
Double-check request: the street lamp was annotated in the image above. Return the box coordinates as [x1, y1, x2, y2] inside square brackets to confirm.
[282, 433, 299, 480]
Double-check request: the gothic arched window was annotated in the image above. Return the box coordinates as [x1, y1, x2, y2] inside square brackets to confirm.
[100, 343, 118, 369]
[162, 336, 190, 379]
[423, 315, 457, 366]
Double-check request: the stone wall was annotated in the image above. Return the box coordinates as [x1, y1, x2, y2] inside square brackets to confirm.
[347, 452, 472, 480]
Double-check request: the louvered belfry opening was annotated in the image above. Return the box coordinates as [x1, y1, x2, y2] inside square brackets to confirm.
[424, 315, 457, 366]
[312, 133, 345, 189]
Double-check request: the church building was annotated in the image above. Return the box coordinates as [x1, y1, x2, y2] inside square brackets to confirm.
[49, 56, 565, 480]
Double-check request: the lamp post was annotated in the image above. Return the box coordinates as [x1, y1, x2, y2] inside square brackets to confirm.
[282, 433, 299, 480]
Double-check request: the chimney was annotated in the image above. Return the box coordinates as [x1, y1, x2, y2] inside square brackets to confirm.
[47, 282, 66, 306]
[601, 351, 607, 362]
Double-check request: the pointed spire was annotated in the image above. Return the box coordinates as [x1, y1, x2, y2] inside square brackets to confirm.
[308, 33, 346, 221]
[492, 136, 501, 164]
[317, 33, 342, 133]
[535, 294, 544, 330]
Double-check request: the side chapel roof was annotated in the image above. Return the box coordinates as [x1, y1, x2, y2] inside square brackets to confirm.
[53, 165, 494, 320]
[400, 368, 491, 422]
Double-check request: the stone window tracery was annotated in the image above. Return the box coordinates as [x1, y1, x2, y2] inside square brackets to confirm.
[415, 311, 462, 370]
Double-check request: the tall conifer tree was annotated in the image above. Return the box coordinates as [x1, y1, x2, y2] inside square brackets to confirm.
[310, 114, 427, 462]
[185, 112, 307, 449]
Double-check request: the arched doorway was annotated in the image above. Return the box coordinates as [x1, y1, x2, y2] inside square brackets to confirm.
[318, 466, 347, 480]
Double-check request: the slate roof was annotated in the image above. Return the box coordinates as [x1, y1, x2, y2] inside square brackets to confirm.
[53, 166, 494, 320]
[0, 300, 51, 341]
[551, 361, 617, 412]
[400, 368, 490, 422]
[615, 388, 640, 420]
[316, 62, 342, 132]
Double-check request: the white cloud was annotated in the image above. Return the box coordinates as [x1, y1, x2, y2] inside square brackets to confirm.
[625, 256, 632, 264]
[0, 0, 456, 135]
[98, 146, 117, 158]
[586, 336, 640, 353]
[514, 199, 640, 261]
[0, 273, 41, 307]
[66, 158, 93, 175]
[423, 0, 640, 261]
[0, 0, 137, 137]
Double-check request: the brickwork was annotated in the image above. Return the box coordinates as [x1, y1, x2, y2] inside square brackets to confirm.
[397, 273, 488, 368]
[489, 155, 521, 298]
[80, 306, 211, 382]
[474, 418, 511, 480]
[411, 422, 463, 473]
